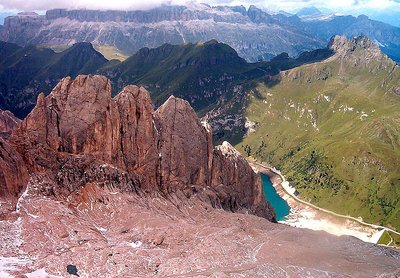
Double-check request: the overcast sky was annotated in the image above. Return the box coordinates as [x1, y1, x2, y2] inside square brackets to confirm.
[0, 0, 399, 14]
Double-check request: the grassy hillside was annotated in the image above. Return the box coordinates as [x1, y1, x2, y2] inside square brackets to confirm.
[0, 39, 331, 125]
[99, 40, 333, 143]
[94, 45, 129, 61]
[238, 36, 400, 229]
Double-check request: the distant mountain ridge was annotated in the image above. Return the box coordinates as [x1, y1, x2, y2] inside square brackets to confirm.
[1, 4, 399, 63]
[0, 41, 108, 118]
[0, 5, 323, 62]
[0, 38, 334, 140]
[296, 7, 322, 17]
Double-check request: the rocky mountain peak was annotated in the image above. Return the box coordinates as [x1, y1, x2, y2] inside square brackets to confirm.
[328, 35, 380, 54]
[327, 35, 395, 70]
[247, 5, 275, 24]
[3, 75, 275, 222]
[296, 6, 322, 17]
[22, 75, 112, 154]
[353, 35, 379, 50]
[328, 35, 352, 52]
[154, 94, 212, 193]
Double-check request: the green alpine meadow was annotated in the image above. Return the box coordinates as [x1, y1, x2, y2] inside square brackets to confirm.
[238, 35, 400, 229]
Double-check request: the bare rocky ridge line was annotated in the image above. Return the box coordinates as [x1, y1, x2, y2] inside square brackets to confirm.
[0, 74, 276, 222]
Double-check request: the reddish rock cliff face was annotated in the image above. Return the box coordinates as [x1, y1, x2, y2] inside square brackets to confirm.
[154, 96, 212, 194]
[3, 75, 275, 221]
[0, 138, 29, 213]
[0, 110, 27, 214]
[211, 142, 274, 219]
[114, 85, 159, 192]
[0, 109, 20, 139]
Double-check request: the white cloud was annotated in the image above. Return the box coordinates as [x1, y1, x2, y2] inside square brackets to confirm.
[252, 0, 400, 13]
[0, 0, 399, 13]
[0, 0, 187, 11]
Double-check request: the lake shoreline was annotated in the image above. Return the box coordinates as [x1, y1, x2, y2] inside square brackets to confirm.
[250, 161, 386, 244]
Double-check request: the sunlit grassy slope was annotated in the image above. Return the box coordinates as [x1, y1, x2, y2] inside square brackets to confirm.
[94, 45, 129, 61]
[238, 36, 400, 229]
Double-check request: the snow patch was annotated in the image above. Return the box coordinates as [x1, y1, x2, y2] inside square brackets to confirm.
[100, 163, 119, 170]
[26, 212, 39, 219]
[94, 224, 107, 233]
[128, 241, 143, 248]
[16, 182, 30, 212]
[373, 39, 386, 48]
[201, 120, 212, 133]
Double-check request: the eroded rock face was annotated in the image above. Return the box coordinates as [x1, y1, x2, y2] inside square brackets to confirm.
[0, 110, 27, 214]
[0, 109, 20, 139]
[328, 35, 395, 72]
[5, 75, 274, 221]
[211, 142, 275, 220]
[19, 75, 117, 158]
[114, 85, 159, 192]
[0, 138, 28, 214]
[11, 76, 158, 193]
[154, 96, 212, 194]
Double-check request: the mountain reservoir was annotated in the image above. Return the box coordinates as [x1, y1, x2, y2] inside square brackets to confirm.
[261, 174, 291, 221]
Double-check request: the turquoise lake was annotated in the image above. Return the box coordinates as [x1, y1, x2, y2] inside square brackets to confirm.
[261, 174, 291, 221]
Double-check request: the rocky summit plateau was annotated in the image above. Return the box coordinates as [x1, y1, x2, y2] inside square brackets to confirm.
[0, 75, 399, 277]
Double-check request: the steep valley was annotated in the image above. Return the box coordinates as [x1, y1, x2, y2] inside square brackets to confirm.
[239, 35, 400, 229]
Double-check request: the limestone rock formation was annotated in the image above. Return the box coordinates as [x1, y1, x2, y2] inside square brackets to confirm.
[0, 138, 29, 214]
[0, 109, 20, 139]
[5, 74, 275, 222]
[0, 110, 27, 214]
[0, 5, 324, 62]
[210, 141, 274, 219]
[328, 35, 395, 71]
[154, 96, 212, 194]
